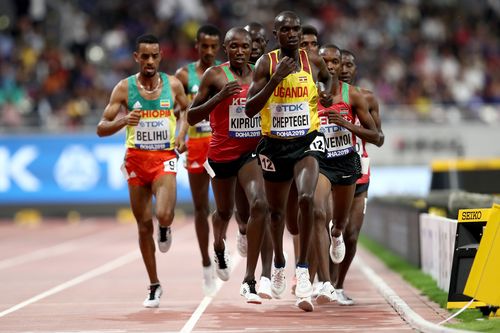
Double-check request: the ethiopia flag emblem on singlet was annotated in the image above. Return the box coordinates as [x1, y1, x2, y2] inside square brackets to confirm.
[160, 100, 170, 108]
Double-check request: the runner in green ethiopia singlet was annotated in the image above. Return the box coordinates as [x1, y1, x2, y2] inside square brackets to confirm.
[125, 72, 177, 150]
[186, 61, 221, 139]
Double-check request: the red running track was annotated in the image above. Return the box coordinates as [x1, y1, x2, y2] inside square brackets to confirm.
[0, 216, 448, 332]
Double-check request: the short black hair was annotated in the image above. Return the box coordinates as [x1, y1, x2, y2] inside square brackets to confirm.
[301, 25, 318, 37]
[274, 11, 300, 30]
[320, 44, 341, 53]
[196, 24, 222, 40]
[341, 49, 356, 61]
[135, 34, 159, 51]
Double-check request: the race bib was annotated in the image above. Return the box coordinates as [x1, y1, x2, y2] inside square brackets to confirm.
[135, 117, 171, 150]
[270, 102, 310, 138]
[228, 105, 261, 138]
[163, 157, 177, 173]
[194, 119, 211, 133]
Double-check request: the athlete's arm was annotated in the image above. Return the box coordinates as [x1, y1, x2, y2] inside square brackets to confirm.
[170, 75, 189, 153]
[174, 67, 190, 143]
[309, 52, 334, 108]
[246, 54, 295, 118]
[97, 79, 139, 137]
[188, 67, 241, 125]
[362, 89, 384, 147]
[328, 88, 380, 144]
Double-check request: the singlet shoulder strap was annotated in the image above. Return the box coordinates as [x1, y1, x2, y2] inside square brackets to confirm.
[221, 62, 236, 82]
[341, 81, 350, 104]
[269, 50, 279, 75]
[299, 49, 311, 75]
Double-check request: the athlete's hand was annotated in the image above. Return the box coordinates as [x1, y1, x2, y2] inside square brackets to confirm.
[217, 81, 242, 100]
[175, 136, 187, 154]
[273, 56, 296, 81]
[127, 109, 141, 126]
[327, 111, 348, 126]
[319, 89, 333, 108]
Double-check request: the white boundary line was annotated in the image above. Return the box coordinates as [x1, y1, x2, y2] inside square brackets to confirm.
[0, 220, 118, 270]
[0, 249, 141, 318]
[0, 242, 78, 270]
[354, 256, 475, 333]
[180, 253, 242, 333]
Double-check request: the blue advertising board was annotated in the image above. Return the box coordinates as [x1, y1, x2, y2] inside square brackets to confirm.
[0, 133, 195, 204]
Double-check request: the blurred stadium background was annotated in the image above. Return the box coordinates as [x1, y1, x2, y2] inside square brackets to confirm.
[0, 0, 499, 218]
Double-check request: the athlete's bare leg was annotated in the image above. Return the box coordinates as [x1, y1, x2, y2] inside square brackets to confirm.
[236, 159, 268, 283]
[129, 184, 158, 284]
[334, 190, 367, 288]
[188, 171, 212, 266]
[211, 177, 236, 252]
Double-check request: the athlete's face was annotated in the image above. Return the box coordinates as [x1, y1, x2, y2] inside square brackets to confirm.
[319, 47, 341, 77]
[196, 33, 220, 66]
[134, 43, 161, 78]
[300, 34, 318, 54]
[340, 53, 357, 84]
[274, 17, 301, 50]
[248, 29, 267, 63]
[224, 32, 251, 68]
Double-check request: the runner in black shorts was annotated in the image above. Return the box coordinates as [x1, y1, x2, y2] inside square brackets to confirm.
[246, 11, 334, 311]
[309, 44, 380, 306]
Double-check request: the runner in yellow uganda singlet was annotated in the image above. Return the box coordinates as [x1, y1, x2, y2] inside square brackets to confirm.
[260, 49, 319, 139]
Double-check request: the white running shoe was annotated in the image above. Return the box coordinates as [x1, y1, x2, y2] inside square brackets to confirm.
[257, 276, 272, 299]
[236, 230, 247, 257]
[312, 281, 323, 298]
[329, 221, 345, 263]
[315, 281, 336, 305]
[213, 240, 231, 281]
[335, 289, 354, 305]
[296, 296, 314, 312]
[294, 266, 313, 298]
[240, 280, 262, 304]
[202, 264, 216, 297]
[143, 284, 162, 308]
[158, 226, 172, 253]
[271, 253, 287, 299]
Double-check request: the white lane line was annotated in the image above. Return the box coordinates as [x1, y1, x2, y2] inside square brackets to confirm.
[0, 243, 78, 270]
[0, 249, 141, 318]
[354, 256, 474, 333]
[180, 253, 242, 333]
[0, 221, 118, 271]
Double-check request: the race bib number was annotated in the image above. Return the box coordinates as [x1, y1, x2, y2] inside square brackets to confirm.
[259, 154, 276, 172]
[163, 157, 177, 173]
[135, 117, 171, 150]
[308, 135, 326, 152]
[270, 102, 310, 138]
[228, 105, 261, 138]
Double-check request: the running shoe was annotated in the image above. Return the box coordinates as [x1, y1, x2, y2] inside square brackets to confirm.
[335, 289, 354, 305]
[213, 240, 231, 281]
[202, 264, 217, 297]
[143, 284, 162, 308]
[271, 253, 287, 299]
[329, 220, 345, 263]
[240, 280, 262, 304]
[236, 230, 247, 257]
[294, 266, 313, 298]
[296, 296, 314, 312]
[158, 225, 172, 253]
[315, 281, 336, 305]
[257, 276, 272, 299]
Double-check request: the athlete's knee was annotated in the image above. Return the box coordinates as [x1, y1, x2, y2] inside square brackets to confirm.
[313, 206, 327, 227]
[297, 192, 314, 209]
[344, 228, 360, 249]
[156, 208, 174, 225]
[194, 206, 209, 220]
[215, 208, 233, 222]
[137, 220, 154, 237]
[250, 197, 268, 219]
